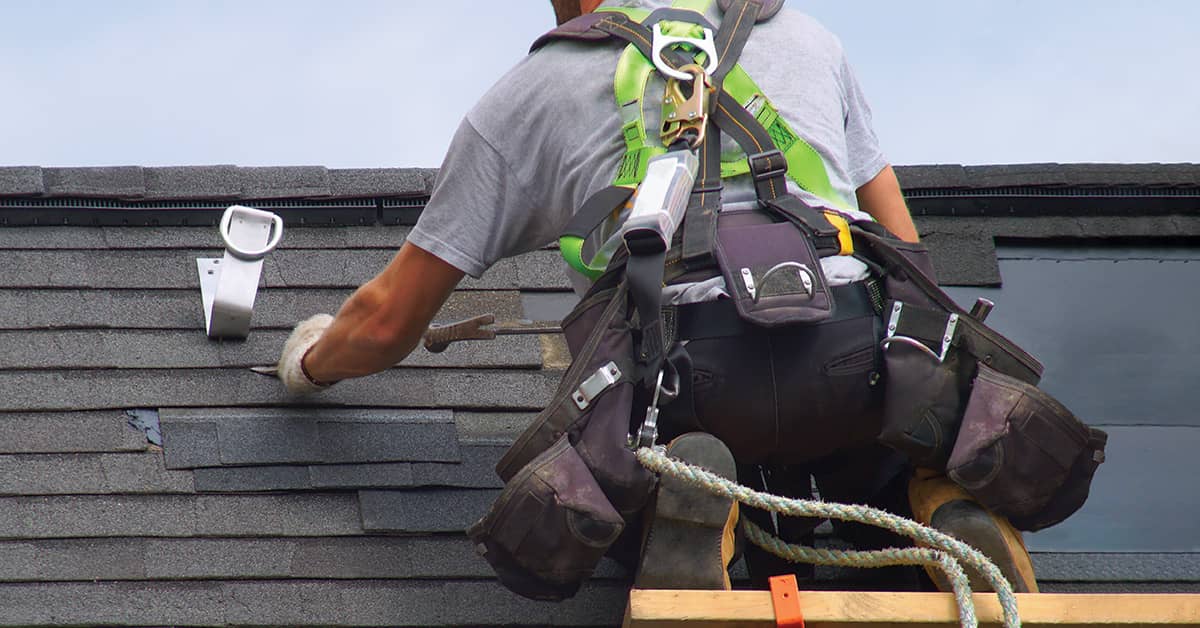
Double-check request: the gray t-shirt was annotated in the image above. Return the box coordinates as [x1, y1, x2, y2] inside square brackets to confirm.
[409, 0, 887, 285]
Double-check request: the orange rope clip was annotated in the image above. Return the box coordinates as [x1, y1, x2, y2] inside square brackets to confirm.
[769, 574, 805, 628]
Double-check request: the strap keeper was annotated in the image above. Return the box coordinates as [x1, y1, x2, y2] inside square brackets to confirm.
[748, 148, 787, 182]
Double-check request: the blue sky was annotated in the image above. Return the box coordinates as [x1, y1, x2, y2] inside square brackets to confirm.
[1, 1, 1196, 168]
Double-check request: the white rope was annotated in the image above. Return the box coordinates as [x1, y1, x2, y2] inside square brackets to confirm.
[636, 446, 1021, 628]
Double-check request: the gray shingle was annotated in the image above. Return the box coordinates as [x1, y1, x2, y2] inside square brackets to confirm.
[329, 168, 433, 197]
[0, 287, 525, 331]
[238, 166, 331, 199]
[964, 163, 1066, 188]
[0, 493, 365, 538]
[0, 248, 570, 290]
[921, 233, 1000, 286]
[0, 368, 557, 412]
[0, 453, 193, 496]
[161, 408, 459, 469]
[192, 465, 312, 492]
[0, 538, 149, 581]
[0, 410, 147, 454]
[41, 166, 146, 199]
[143, 166, 241, 201]
[1032, 553, 1200, 582]
[0, 329, 542, 370]
[894, 164, 969, 189]
[307, 463, 415, 489]
[358, 489, 500, 532]
[0, 225, 411, 250]
[161, 421, 221, 468]
[411, 445, 506, 488]
[0, 580, 635, 626]
[0, 166, 44, 197]
[453, 411, 537, 445]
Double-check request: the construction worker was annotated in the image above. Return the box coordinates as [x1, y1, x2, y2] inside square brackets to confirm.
[277, 0, 1037, 594]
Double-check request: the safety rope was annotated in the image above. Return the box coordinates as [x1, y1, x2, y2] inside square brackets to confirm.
[636, 446, 1022, 628]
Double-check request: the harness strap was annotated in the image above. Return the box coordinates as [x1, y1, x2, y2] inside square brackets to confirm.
[680, 0, 762, 272]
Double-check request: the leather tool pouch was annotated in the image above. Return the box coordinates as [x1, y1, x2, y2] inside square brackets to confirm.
[714, 210, 834, 326]
[471, 271, 655, 600]
[466, 435, 625, 601]
[878, 299, 1042, 469]
[947, 363, 1108, 531]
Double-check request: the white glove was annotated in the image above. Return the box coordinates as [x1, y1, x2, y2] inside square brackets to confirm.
[277, 314, 334, 394]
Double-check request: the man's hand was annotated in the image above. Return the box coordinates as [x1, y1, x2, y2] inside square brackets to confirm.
[277, 313, 334, 394]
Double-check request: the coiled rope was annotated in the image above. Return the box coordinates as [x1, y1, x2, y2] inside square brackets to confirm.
[636, 446, 1021, 628]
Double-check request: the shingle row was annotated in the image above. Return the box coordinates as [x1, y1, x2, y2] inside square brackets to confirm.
[4, 164, 1197, 201]
[0, 166, 435, 201]
[0, 288, 527, 331]
[0, 248, 572, 290]
[0, 580, 627, 627]
[896, 163, 1200, 190]
[0, 368, 558, 412]
[0, 330, 543, 370]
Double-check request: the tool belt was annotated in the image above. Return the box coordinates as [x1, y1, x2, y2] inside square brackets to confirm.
[467, 0, 1106, 601]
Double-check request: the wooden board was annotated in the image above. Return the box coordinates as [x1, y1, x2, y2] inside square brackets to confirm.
[624, 589, 1200, 627]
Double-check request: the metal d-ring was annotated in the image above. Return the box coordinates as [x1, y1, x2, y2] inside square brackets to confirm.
[651, 23, 719, 81]
[751, 262, 815, 303]
[220, 205, 284, 261]
[879, 335, 942, 362]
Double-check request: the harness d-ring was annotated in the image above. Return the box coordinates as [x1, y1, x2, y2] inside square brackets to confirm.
[650, 22, 719, 81]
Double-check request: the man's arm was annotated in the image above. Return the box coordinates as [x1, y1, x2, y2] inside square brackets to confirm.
[301, 242, 465, 383]
[856, 164, 919, 243]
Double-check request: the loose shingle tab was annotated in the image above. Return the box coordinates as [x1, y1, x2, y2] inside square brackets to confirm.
[143, 166, 242, 201]
[238, 166, 331, 199]
[42, 166, 146, 199]
[0, 166, 44, 197]
[358, 489, 501, 532]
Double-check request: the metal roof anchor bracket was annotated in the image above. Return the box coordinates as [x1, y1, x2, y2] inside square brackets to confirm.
[197, 205, 284, 339]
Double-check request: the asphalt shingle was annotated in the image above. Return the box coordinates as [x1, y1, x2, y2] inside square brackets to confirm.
[237, 166, 331, 199]
[0, 166, 44, 197]
[143, 166, 242, 201]
[0, 453, 193, 495]
[358, 489, 501, 533]
[329, 168, 432, 197]
[42, 167, 145, 199]
[0, 368, 557, 412]
[0, 411, 148, 454]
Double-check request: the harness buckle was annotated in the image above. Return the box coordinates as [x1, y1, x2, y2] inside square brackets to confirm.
[748, 149, 787, 182]
[661, 64, 713, 149]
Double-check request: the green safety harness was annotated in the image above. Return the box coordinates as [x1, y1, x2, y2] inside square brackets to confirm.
[537, 0, 856, 282]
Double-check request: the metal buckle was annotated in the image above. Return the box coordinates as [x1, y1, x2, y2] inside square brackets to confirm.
[650, 23, 719, 81]
[197, 205, 284, 339]
[880, 302, 959, 363]
[661, 64, 713, 148]
[572, 361, 622, 410]
[748, 149, 787, 182]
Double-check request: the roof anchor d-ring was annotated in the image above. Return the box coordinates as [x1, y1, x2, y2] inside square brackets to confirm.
[197, 205, 284, 339]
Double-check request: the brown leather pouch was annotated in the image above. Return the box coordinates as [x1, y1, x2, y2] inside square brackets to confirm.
[947, 363, 1108, 531]
[466, 435, 624, 601]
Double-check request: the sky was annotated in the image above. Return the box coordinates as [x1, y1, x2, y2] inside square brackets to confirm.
[1, 0, 1197, 169]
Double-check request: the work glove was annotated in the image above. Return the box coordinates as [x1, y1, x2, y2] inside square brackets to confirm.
[277, 313, 334, 394]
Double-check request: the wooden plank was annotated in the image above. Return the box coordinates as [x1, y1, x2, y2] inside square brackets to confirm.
[623, 590, 1200, 627]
